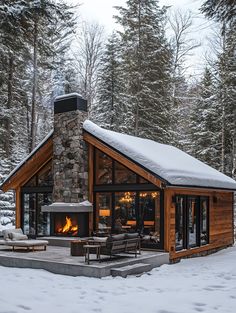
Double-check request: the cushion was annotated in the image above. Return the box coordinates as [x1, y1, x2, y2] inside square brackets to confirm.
[8, 228, 24, 239]
[111, 234, 126, 241]
[11, 232, 28, 241]
[92, 237, 108, 243]
[2, 228, 24, 241]
[4, 240, 48, 247]
[125, 232, 139, 239]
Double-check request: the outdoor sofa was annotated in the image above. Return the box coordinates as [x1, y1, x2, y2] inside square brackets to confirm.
[89, 233, 141, 258]
[2, 228, 48, 251]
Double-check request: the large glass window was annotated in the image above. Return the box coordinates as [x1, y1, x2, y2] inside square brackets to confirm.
[187, 197, 197, 248]
[114, 192, 137, 233]
[38, 163, 53, 186]
[21, 161, 52, 237]
[175, 196, 184, 250]
[94, 148, 151, 185]
[96, 193, 112, 234]
[95, 150, 113, 184]
[23, 193, 36, 236]
[114, 162, 136, 184]
[94, 148, 163, 249]
[200, 197, 208, 246]
[22, 193, 51, 237]
[139, 191, 160, 245]
[24, 160, 53, 187]
[95, 190, 161, 248]
[175, 195, 209, 250]
[37, 193, 51, 236]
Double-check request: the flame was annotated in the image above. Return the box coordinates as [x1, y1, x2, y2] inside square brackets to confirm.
[57, 216, 78, 235]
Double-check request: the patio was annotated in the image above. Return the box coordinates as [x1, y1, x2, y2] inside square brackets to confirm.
[0, 244, 169, 278]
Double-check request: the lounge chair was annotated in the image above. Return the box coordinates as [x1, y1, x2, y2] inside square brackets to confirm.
[2, 228, 48, 251]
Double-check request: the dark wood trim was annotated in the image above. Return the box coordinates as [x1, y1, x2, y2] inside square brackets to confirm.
[21, 186, 53, 193]
[94, 184, 159, 192]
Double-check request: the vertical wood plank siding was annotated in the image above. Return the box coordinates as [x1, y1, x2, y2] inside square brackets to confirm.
[165, 188, 234, 260]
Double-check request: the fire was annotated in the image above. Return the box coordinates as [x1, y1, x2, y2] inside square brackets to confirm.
[57, 216, 78, 235]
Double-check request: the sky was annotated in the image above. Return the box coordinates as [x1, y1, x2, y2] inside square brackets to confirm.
[67, 0, 215, 78]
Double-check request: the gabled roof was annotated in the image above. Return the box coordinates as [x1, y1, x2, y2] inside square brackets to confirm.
[2, 120, 236, 191]
[83, 120, 236, 190]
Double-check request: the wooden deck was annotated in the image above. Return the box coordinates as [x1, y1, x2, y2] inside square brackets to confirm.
[0, 245, 169, 278]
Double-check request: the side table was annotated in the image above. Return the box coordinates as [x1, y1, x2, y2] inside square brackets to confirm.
[71, 240, 88, 256]
[84, 244, 101, 264]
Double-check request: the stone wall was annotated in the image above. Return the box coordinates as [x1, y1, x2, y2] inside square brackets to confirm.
[53, 109, 88, 203]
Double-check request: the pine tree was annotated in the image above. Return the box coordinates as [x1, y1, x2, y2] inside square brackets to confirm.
[114, 0, 173, 142]
[201, 0, 236, 177]
[92, 33, 128, 132]
[190, 68, 221, 169]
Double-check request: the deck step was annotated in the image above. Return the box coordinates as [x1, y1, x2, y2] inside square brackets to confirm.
[111, 263, 152, 278]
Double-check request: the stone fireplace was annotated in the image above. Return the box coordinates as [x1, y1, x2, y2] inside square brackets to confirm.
[41, 93, 92, 237]
[42, 201, 92, 237]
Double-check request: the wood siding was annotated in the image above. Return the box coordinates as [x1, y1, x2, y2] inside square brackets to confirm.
[165, 188, 234, 260]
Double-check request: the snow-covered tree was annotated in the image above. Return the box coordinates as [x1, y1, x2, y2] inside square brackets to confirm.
[114, 0, 173, 142]
[201, 0, 236, 177]
[189, 68, 221, 169]
[91, 32, 129, 132]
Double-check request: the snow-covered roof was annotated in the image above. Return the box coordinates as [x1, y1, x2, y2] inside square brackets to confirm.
[83, 120, 236, 190]
[0, 130, 53, 189]
[2, 120, 236, 191]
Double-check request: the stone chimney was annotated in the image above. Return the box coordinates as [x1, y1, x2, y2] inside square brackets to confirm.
[53, 93, 88, 203]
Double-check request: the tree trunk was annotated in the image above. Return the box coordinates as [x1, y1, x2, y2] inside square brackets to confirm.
[5, 53, 14, 158]
[221, 105, 225, 173]
[134, 0, 142, 137]
[30, 18, 38, 151]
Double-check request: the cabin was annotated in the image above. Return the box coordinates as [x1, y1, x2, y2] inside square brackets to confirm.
[1, 93, 235, 262]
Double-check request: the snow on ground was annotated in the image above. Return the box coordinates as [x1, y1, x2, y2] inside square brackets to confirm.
[0, 246, 236, 313]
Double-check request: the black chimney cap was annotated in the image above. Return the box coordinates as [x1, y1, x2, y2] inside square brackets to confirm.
[54, 93, 87, 114]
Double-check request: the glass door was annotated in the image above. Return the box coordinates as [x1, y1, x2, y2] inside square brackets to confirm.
[22, 192, 52, 237]
[94, 190, 163, 249]
[22, 193, 37, 237]
[187, 196, 198, 248]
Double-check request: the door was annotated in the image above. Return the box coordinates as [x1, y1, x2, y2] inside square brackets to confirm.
[22, 192, 51, 237]
[175, 195, 209, 251]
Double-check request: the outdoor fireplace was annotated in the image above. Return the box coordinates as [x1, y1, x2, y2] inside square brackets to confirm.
[51, 212, 89, 237]
[42, 201, 93, 237]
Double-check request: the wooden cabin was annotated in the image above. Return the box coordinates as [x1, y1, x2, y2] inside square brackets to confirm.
[1, 93, 235, 262]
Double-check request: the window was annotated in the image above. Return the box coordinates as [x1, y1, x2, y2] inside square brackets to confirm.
[24, 160, 53, 187]
[175, 196, 184, 250]
[38, 162, 53, 186]
[93, 148, 163, 249]
[96, 193, 112, 233]
[94, 148, 152, 185]
[21, 161, 53, 237]
[187, 197, 198, 248]
[175, 195, 209, 250]
[95, 150, 112, 184]
[114, 162, 136, 184]
[114, 192, 137, 233]
[200, 197, 209, 246]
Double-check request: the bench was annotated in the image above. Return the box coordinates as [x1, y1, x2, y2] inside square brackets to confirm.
[89, 233, 141, 259]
